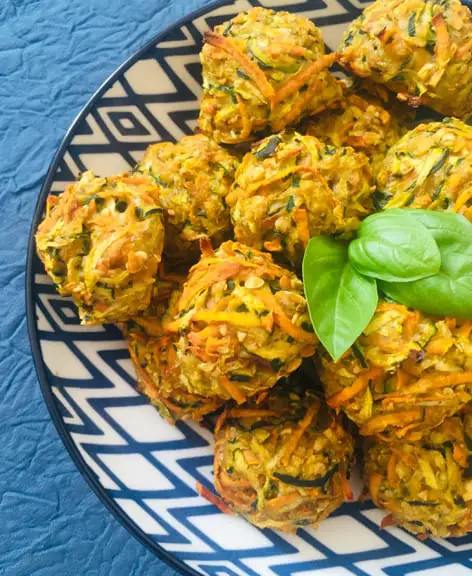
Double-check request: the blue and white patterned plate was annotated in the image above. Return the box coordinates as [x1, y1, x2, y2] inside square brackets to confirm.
[26, 1, 472, 574]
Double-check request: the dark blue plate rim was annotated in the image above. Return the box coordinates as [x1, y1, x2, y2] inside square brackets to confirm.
[25, 2, 229, 574]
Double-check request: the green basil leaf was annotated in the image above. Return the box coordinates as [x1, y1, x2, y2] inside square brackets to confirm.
[391, 209, 472, 252]
[379, 210, 472, 318]
[348, 211, 441, 282]
[380, 273, 472, 318]
[303, 236, 378, 361]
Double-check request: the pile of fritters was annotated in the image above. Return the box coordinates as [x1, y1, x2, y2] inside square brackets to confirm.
[36, 0, 472, 537]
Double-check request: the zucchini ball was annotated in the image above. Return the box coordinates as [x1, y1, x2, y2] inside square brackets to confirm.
[36, 171, 165, 324]
[375, 118, 472, 218]
[135, 134, 238, 266]
[337, 0, 472, 119]
[365, 414, 472, 538]
[227, 132, 374, 268]
[214, 378, 355, 531]
[127, 320, 224, 424]
[317, 300, 472, 439]
[304, 80, 412, 177]
[165, 241, 316, 403]
[199, 7, 343, 144]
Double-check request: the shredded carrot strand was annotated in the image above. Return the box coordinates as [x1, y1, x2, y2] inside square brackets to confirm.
[217, 470, 252, 489]
[432, 13, 450, 66]
[453, 443, 468, 468]
[380, 393, 460, 407]
[327, 368, 383, 409]
[264, 238, 283, 252]
[271, 53, 336, 107]
[227, 408, 281, 419]
[199, 237, 214, 256]
[380, 513, 397, 529]
[360, 408, 423, 435]
[403, 311, 419, 340]
[264, 492, 302, 510]
[281, 399, 319, 465]
[177, 261, 241, 310]
[107, 175, 155, 187]
[163, 341, 176, 372]
[220, 377, 247, 405]
[191, 310, 262, 328]
[196, 481, 234, 515]
[404, 372, 472, 395]
[46, 195, 59, 218]
[255, 288, 316, 342]
[387, 454, 397, 486]
[215, 407, 230, 436]
[342, 475, 354, 501]
[369, 472, 383, 505]
[261, 312, 275, 333]
[204, 32, 274, 101]
[455, 189, 472, 212]
[458, 322, 472, 339]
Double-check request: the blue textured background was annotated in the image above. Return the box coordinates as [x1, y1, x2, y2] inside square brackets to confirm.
[0, 1, 212, 574]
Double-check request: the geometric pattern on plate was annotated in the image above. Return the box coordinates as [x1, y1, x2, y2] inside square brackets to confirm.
[29, 0, 472, 573]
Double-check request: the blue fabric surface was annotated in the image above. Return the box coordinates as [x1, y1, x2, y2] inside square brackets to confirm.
[0, 1, 212, 574]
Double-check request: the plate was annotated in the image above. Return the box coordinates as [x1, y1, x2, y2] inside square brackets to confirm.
[26, 1, 472, 574]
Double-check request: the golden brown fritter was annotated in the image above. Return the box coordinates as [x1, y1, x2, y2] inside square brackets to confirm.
[124, 286, 224, 424]
[317, 300, 472, 440]
[35, 171, 165, 324]
[365, 414, 472, 538]
[337, 0, 472, 118]
[199, 7, 343, 144]
[127, 325, 224, 424]
[214, 378, 354, 531]
[227, 132, 374, 268]
[375, 118, 472, 218]
[304, 81, 413, 176]
[164, 241, 316, 403]
[135, 134, 238, 265]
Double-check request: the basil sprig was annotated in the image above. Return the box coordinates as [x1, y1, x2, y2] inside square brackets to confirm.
[303, 237, 378, 362]
[379, 210, 472, 318]
[349, 211, 441, 282]
[302, 209, 472, 361]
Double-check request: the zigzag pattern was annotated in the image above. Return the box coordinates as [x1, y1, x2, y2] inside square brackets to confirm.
[33, 0, 472, 573]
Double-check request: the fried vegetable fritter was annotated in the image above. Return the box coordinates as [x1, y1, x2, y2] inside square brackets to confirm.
[365, 414, 472, 538]
[124, 282, 224, 423]
[317, 300, 472, 440]
[199, 7, 343, 144]
[214, 378, 354, 531]
[164, 241, 316, 403]
[337, 0, 472, 119]
[304, 81, 412, 176]
[135, 134, 238, 265]
[127, 309, 224, 424]
[375, 118, 472, 218]
[36, 171, 165, 324]
[227, 132, 374, 268]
